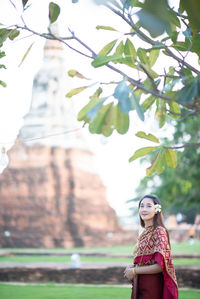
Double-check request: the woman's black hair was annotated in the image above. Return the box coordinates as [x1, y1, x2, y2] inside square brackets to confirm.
[138, 194, 171, 246]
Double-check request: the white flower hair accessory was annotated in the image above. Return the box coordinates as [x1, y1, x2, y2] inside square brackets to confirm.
[155, 204, 162, 213]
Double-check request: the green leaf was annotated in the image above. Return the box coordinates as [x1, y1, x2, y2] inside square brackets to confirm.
[0, 28, 10, 45]
[92, 54, 123, 68]
[96, 25, 117, 31]
[115, 41, 124, 55]
[165, 148, 177, 168]
[0, 64, 6, 69]
[68, 69, 90, 80]
[140, 63, 159, 78]
[129, 146, 157, 162]
[191, 35, 200, 57]
[124, 38, 137, 66]
[172, 40, 191, 51]
[89, 103, 112, 134]
[87, 98, 106, 119]
[180, 0, 200, 33]
[66, 86, 87, 98]
[0, 80, 7, 87]
[156, 100, 167, 128]
[168, 101, 181, 119]
[146, 148, 165, 177]
[176, 81, 198, 104]
[130, 92, 144, 121]
[137, 48, 148, 64]
[142, 95, 156, 112]
[113, 80, 131, 113]
[158, 110, 166, 128]
[78, 97, 103, 122]
[149, 49, 160, 67]
[114, 104, 129, 134]
[49, 2, 60, 24]
[22, 0, 29, 7]
[18, 42, 34, 67]
[8, 29, 20, 40]
[98, 39, 117, 56]
[90, 87, 103, 98]
[137, 7, 169, 37]
[135, 131, 160, 143]
[102, 103, 115, 137]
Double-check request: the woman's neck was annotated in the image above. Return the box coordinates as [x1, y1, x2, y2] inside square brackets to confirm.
[144, 219, 153, 228]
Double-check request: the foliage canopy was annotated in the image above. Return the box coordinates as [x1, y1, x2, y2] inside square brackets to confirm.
[0, 0, 200, 178]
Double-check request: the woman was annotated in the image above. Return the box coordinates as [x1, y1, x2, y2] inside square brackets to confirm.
[124, 195, 178, 299]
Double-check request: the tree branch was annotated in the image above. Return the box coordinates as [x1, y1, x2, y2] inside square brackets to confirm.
[14, 24, 199, 111]
[15, 25, 93, 59]
[165, 142, 200, 150]
[106, 5, 200, 75]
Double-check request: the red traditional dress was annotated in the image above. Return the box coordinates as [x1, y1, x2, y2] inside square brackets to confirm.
[131, 226, 178, 299]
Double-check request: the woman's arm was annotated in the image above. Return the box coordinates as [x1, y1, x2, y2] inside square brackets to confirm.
[135, 263, 162, 275]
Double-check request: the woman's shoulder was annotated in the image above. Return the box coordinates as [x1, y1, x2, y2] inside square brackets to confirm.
[153, 226, 167, 237]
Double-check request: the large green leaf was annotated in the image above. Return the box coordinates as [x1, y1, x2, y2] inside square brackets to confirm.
[168, 101, 181, 119]
[137, 48, 148, 64]
[180, 0, 200, 33]
[149, 49, 160, 67]
[0, 28, 10, 46]
[130, 92, 144, 121]
[89, 103, 112, 134]
[98, 39, 117, 56]
[92, 54, 123, 68]
[49, 2, 60, 24]
[124, 38, 137, 66]
[87, 98, 107, 119]
[115, 41, 124, 55]
[191, 35, 200, 57]
[142, 95, 156, 112]
[113, 80, 131, 113]
[102, 103, 115, 137]
[136, 0, 171, 38]
[176, 80, 198, 104]
[140, 63, 159, 78]
[78, 97, 103, 122]
[165, 148, 177, 168]
[129, 146, 157, 162]
[114, 104, 129, 134]
[135, 131, 159, 143]
[8, 29, 20, 40]
[146, 148, 165, 177]
[172, 40, 191, 52]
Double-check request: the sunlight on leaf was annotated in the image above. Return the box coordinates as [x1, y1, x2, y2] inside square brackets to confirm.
[165, 148, 177, 168]
[135, 131, 160, 143]
[129, 146, 157, 162]
[66, 86, 87, 98]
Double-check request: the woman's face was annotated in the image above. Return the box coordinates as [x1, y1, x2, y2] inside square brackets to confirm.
[139, 197, 156, 223]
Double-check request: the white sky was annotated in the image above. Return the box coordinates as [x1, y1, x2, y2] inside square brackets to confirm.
[0, 0, 174, 217]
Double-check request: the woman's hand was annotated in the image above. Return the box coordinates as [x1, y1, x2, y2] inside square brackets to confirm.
[124, 265, 134, 280]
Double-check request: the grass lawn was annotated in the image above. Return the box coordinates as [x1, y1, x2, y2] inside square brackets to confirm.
[0, 255, 200, 266]
[1, 241, 200, 255]
[0, 284, 199, 299]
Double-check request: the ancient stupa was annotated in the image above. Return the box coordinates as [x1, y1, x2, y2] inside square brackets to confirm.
[0, 25, 124, 248]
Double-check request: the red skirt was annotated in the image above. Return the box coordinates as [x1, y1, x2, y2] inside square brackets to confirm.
[131, 273, 164, 299]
